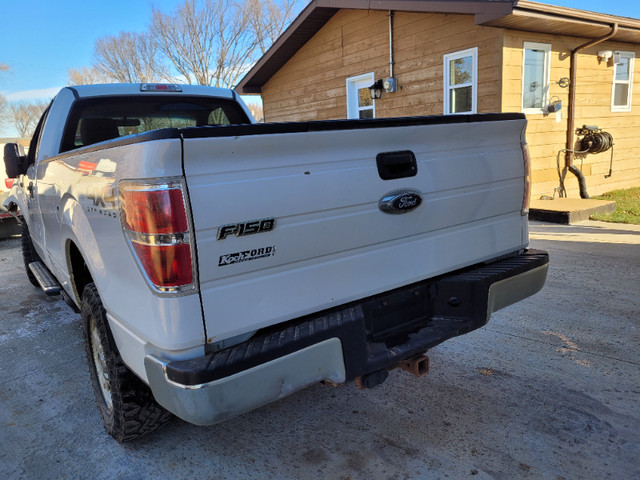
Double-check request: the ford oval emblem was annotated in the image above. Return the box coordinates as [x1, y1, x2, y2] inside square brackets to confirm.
[379, 190, 423, 214]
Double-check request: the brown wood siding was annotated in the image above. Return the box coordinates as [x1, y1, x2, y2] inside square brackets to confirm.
[503, 30, 640, 197]
[260, 8, 640, 197]
[261, 10, 504, 121]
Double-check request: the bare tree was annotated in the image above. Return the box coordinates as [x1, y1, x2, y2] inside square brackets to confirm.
[150, 0, 218, 86]
[0, 65, 9, 129]
[245, 101, 263, 122]
[9, 101, 49, 139]
[67, 66, 110, 85]
[74, 0, 299, 89]
[94, 31, 169, 83]
[246, 0, 298, 54]
[151, 0, 289, 88]
[0, 93, 8, 130]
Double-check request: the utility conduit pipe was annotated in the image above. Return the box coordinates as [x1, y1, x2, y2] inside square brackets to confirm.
[388, 11, 394, 78]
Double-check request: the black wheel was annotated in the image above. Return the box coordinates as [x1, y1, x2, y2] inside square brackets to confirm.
[81, 283, 173, 442]
[21, 221, 40, 287]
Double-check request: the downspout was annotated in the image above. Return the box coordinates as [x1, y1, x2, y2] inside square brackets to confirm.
[565, 23, 618, 198]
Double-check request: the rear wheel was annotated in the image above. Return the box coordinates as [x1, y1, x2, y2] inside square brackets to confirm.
[21, 222, 40, 287]
[81, 283, 173, 442]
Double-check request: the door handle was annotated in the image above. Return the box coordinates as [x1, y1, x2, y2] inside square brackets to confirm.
[376, 150, 417, 180]
[27, 181, 34, 198]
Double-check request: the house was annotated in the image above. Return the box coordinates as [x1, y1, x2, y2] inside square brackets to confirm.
[236, 0, 640, 199]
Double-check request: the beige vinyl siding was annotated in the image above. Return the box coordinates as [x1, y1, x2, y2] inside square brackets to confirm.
[503, 31, 640, 198]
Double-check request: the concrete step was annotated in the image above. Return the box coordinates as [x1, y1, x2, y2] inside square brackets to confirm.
[529, 198, 616, 224]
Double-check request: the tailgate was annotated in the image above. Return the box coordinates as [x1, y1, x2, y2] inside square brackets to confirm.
[181, 115, 529, 343]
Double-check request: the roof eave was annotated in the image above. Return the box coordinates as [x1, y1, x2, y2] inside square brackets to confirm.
[482, 1, 640, 44]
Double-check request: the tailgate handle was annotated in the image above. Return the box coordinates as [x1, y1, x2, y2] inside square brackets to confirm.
[376, 151, 417, 180]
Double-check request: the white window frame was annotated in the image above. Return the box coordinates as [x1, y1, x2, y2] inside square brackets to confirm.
[611, 51, 634, 112]
[346, 73, 375, 119]
[521, 42, 551, 114]
[443, 47, 478, 115]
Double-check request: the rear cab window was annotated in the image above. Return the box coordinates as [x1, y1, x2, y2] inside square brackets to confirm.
[60, 96, 251, 152]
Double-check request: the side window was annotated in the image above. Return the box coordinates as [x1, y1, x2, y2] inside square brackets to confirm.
[443, 47, 477, 114]
[612, 51, 634, 112]
[346, 73, 375, 119]
[522, 42, 551, 114]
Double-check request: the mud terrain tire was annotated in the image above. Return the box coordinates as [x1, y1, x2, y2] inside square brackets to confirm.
[81, 283, 173, 442]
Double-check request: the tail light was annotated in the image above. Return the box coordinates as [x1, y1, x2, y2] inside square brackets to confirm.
[119, 179, 197, 294]
[521, 141, 531, 216]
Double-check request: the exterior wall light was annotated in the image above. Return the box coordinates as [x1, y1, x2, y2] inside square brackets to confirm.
[369, 80, 383, 100]
[597, 50, 613, 62]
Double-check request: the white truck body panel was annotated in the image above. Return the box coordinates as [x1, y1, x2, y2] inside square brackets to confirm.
[19, 138, 208, 380]
[183, 119, 528, 343]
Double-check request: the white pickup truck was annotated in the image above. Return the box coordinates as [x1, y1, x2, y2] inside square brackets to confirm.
[4, 83, 548, 442]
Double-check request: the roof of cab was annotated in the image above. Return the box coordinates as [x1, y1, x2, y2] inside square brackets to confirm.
[64, 83, 237, 100]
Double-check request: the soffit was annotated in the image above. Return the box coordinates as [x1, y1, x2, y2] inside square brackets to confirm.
[482, 1, 640, 44]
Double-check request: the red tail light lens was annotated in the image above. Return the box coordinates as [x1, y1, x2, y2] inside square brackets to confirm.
[131, 243, 193, 287]
[122, 188, 188, 233]
[120, 180, 196, 294]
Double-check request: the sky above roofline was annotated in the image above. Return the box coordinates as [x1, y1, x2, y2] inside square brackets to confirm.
[2, 0, 639, 137]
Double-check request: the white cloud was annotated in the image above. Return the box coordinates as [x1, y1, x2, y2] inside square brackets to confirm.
[4, 86, 62, 102]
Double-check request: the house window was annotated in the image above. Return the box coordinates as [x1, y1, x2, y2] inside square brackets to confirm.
[522, 42, 551, 113]
[346, 73, 375, 119]
[612, 51, 634, 111]
[443, 47, 477, 114]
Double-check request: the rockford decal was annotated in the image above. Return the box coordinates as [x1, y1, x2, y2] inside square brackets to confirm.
[219, 246, 276, 266]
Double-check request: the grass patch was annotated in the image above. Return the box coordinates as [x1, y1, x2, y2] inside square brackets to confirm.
[591, 187, 640, 225]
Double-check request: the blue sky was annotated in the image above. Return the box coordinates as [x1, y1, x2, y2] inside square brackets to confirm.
[1, 0, 640, 136]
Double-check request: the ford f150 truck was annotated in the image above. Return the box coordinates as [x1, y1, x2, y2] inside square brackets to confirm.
[4, 83, 548, 442]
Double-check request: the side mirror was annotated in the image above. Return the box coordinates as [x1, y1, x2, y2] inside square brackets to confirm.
[3, 143, 28, 178]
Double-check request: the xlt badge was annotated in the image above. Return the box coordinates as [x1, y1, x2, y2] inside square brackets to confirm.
[378, 190, 422, 214]
[217, 218, 276, 240]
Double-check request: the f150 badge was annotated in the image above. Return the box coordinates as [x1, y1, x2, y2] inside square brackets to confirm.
[217, 218, 276, 240]
[379, 190, 423, 214]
